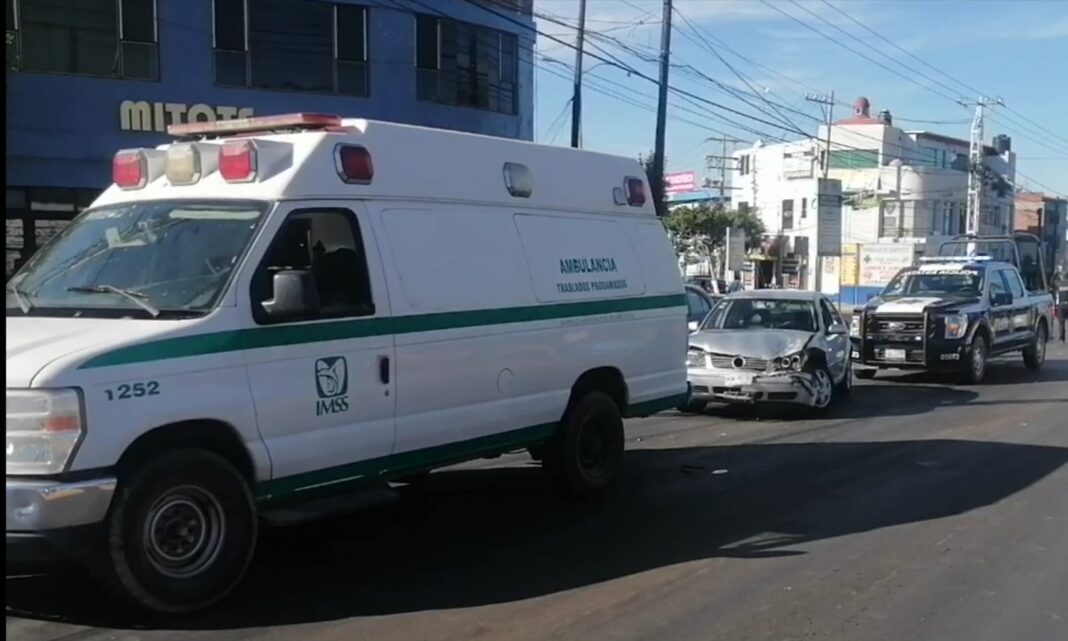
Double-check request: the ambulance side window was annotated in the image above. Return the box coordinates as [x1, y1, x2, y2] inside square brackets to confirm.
[251, 208, 374, 323]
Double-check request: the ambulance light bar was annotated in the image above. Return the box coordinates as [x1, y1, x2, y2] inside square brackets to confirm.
[167, 113, 343, 137]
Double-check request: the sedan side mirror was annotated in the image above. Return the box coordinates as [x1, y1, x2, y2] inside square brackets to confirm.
[827, 322, 848, 335]
[688, 320, 700, 333]
[263, 270, 320, 320]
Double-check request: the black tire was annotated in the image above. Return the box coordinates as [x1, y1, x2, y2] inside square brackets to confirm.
[961, 333, 988, 384]
[835, 362, 854, 396]
[93, 449, 257, 613]
[543, 391, 625, 499]
[676, 399, 707, 414]
[1023, 322, 1047, 370]
[855, 368, 877, 380]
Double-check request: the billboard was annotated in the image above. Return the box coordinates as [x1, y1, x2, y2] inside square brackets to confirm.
[664, 171, 697, 194]
[816, 178, 843, 257]
[859, 243, 916, 286]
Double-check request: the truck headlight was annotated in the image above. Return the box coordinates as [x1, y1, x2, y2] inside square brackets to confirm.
[6, 389, 85, 475]
[944, 314, 969, 340]
[687, 348, 707, 368]
[775, 352, 805, 372]
[850, 315, 861, 337]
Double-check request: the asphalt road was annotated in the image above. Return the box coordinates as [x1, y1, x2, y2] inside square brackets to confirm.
[8, 344, 1068, 641]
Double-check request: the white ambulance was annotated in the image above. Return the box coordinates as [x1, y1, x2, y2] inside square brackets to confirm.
[5, 114, 687, 612]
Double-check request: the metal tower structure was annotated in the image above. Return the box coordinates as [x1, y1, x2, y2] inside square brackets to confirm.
[964, 97, 1003, 234]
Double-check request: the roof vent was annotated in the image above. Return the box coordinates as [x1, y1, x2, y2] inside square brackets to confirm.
[879, 109, 893, 125]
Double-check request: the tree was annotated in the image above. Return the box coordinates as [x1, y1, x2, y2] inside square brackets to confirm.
[663, 204, 765, 275]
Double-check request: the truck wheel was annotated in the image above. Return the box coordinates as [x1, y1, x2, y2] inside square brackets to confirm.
[962, 334, 988, 384]
[1023, 323, 1047, 370]
[543, 391, 624, 499]
[94, 449, 257, 613]
[854, 368, 877, 380]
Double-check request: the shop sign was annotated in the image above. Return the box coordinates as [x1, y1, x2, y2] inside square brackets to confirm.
[119, 100, 255, 133]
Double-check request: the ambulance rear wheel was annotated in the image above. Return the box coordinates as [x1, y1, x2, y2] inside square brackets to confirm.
[544, 392, 624, 499]
[93, 449, 257, 613]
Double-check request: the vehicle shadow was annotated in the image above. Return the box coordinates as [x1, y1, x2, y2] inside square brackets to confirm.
[7, 438, 1068, 630]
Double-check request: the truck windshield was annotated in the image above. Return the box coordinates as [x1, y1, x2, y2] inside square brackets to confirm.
[6, 199, 268, 318]
[882, 269, 984, 299]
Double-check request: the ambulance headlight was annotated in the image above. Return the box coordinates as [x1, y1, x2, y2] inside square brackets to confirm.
[6, 389, 85, 475]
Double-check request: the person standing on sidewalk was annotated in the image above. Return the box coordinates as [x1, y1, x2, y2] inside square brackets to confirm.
[1055, 271, 1068, 342]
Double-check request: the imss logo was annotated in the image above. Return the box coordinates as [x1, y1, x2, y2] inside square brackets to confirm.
[315, 356, 350, 416]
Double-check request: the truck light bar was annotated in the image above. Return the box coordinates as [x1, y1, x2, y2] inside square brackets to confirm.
[918, 255, 992, 262]
[168, 113, 343, 137]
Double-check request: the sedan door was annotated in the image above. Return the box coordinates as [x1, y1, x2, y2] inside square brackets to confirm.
[819, 297, 849, 382]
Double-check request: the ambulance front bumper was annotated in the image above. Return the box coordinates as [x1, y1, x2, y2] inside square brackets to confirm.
[6, 476, 116, 563]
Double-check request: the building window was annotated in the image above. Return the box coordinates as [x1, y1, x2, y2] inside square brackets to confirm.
[782, 200, 794, 231]
[472, 0, 532, 14]
[737, 201, 749, 214]
[800, 198, 807, 219]
[5, 187, 100, 278]
[415, 13, 517, 115]
[214, 0, 368, 96]
[828, 150, 879, 169]
[738, 155, 751, 176]
[8, 0, 158, 80]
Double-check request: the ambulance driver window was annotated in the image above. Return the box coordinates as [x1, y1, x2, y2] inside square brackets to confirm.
[252, 209, 374, 323]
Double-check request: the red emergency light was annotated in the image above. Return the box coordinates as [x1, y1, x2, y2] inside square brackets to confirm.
[219, 140, 257, 182]
[625, 176, 647, 206]
[168, 113, 343, 138]
[113, 149, 148, 189]
[335, 144, 374, 184]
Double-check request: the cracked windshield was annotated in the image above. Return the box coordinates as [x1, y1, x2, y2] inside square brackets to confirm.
[6, 1, 1067, 641]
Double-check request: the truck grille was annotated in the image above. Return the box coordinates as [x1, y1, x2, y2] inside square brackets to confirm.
[867, 314, 925, 338]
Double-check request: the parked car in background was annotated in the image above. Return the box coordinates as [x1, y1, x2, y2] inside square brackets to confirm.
[686, 275, 729, 295]
[685, 284, 718, 331]
[682, 290, 852, 414]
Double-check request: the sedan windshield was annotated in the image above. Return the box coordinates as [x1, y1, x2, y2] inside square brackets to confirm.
[882, 269, 983, 299]
[702, 298, 818, 332]
[6, 200, 267, 318]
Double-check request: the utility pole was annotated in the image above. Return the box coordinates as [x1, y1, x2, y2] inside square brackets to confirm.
[806, 91, 835, 293]
[703, 135, 745, 206]
[570, 0, 587, 149]
[963, 97, 1003, 235]
[651, 0, 673, 216]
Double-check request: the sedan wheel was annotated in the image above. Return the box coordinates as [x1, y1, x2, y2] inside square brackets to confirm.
[810, 367, 834, 409]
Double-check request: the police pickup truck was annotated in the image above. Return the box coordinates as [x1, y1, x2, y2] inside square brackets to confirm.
[851, 242, 1054, 384]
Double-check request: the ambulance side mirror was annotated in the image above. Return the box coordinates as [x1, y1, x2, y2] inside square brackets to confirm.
[264, 270, 321, 320]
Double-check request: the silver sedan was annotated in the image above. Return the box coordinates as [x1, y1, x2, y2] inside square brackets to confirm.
[682, 290, 852, 413]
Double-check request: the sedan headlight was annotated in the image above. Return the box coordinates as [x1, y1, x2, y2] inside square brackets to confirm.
[774, 352, 805, 372]
[6, 389, 85, 475]
[687, 348, 707, 368]
[850, 315, 861, 337]
[943, 314, 969, 340]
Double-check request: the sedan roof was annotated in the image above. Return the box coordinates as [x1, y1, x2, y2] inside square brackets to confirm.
[725, 289, 821, 302]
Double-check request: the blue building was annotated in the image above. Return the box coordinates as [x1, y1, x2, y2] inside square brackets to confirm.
[5, 0, 534, 275]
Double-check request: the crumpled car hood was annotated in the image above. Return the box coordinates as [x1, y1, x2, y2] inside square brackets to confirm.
[689, 329, 813, 360]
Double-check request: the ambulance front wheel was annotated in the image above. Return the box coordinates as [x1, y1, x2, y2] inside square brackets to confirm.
[94, 449, 258, 613]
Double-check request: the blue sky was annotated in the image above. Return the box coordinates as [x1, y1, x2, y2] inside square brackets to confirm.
[530, 0, 1068, 196]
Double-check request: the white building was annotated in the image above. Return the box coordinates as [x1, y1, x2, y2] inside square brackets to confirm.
[731, 96, 1016, 297]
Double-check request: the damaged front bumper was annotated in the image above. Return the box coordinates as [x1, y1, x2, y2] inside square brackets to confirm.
[687, 368, 821, 406]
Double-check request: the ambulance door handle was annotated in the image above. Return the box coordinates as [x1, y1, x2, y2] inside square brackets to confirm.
[378, 355, 390, 385]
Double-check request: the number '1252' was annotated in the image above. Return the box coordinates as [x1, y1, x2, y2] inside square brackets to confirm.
[105, 381, 160, 401]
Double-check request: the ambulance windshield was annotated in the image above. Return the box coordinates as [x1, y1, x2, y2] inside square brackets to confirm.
[6, 200, 268, 318]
